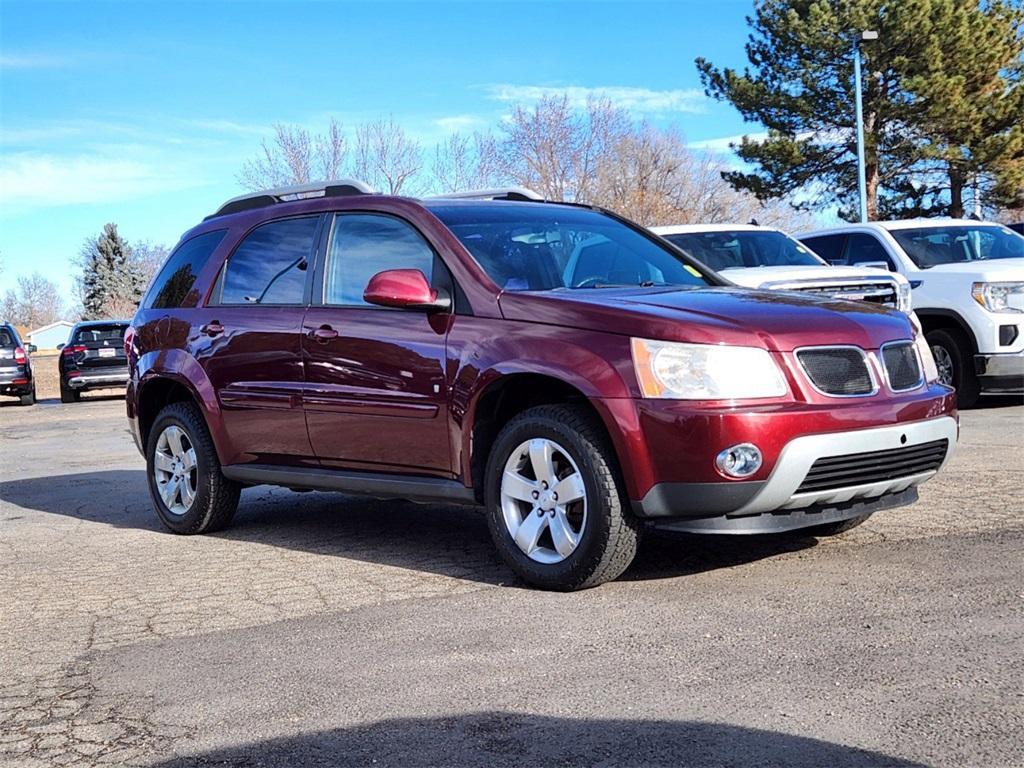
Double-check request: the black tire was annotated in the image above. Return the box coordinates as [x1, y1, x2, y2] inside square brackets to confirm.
[796, 513, 872, 538]
[926, 327, 979, 408]
[18, 387, 35, 406]
[484, 404, 639, 591]
[60, 380, 80, 403]
[145, 400, 240, 534]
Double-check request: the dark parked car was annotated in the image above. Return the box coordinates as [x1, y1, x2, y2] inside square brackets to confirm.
[0, 323, 36, 405]
[58, 320, 131, 402]
[127, 181, 958, 590]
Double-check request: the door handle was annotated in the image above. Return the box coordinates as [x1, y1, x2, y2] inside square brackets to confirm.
[200, 322, 224, 337]
[309, 325, 338, 342]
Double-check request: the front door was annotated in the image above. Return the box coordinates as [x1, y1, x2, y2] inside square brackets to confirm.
[302, 212, 452, 474]
[199, 214, 322, 465]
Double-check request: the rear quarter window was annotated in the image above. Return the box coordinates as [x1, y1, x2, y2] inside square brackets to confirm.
[144, 230, 227, 309]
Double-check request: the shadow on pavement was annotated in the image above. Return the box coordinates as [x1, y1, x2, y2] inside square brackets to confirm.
[151, 712, 921, 767]
[0, 469, 815, 586]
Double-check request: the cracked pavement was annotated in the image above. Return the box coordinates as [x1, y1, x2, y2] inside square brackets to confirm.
[1, 395, 1022, 766]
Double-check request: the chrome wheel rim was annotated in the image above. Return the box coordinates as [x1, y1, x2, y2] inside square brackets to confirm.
[500, 438, 587, 565]
[931, 344, 955, 387]
[153, 425, 198, 516]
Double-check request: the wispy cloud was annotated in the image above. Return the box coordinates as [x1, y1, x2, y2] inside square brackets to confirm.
[484, 84, 708, 115]
[0, 53, 70, 70]
[433, 114, 487, 132]
[688, 132, 768, 153]
[0, 152, 208, 214]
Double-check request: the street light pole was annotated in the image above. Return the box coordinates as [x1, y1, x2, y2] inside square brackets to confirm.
[853, 30, 877, 223]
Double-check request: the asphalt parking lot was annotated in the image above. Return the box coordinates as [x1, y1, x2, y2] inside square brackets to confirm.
[1, 395, 1022, 767]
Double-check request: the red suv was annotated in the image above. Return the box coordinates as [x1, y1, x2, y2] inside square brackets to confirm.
[127, 181, 958, 590]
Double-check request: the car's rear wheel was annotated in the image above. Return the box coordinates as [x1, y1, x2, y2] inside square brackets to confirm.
[146, 401, 240, 534]
[484, 404, 639, 590]
[926, 327, 979, 408]
[19, 386, 35, 406]
[60, 380, 80, 403]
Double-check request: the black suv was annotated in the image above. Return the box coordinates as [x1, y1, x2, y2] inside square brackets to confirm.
[0, 323, 36, 406]
[58, 320, 131, 402]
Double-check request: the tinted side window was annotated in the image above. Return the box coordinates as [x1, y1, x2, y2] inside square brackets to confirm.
[221, 216, 318, 305]
[800, 234, 847, 264]
[145, 230, 227, 309]
[844, 233, 895, 270]
[325, 214, 435, 306]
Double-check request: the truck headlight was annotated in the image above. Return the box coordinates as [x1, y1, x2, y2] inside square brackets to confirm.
[971, 282, 1024, 314]
[631, 338, 788, 399]
[897, 282, 913, 312]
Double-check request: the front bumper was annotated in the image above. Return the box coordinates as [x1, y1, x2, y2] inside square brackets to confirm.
[975, 351, 1024, 392]
[636, 416, 958, 532]
[67, 370, 130, 389]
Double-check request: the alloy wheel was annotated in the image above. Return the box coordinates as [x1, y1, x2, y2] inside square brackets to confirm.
[931, 344, 955, 387]
[153, 425, 198, 516]
[499, 438, 587, 564]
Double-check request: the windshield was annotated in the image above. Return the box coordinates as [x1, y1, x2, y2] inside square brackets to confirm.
[661, 230, 824, 271]
[889, 225, 1024, 268]
[72, 324, 127, 343]
[429, 203, 713, 291]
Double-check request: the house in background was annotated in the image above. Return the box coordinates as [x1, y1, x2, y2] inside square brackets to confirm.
[28, 320, 74, 351]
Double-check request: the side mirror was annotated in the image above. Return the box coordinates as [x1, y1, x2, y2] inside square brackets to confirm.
[363, 269, 451, 312]
[56, 343, 65, 350]
[853, 260, 892, 272]
[27, 344, 37, 353]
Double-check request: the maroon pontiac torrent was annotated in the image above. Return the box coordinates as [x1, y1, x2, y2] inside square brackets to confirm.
[127, 181, 958, 590]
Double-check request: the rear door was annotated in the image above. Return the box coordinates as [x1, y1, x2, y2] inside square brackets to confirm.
[198, 215, 322, 465]
[302, 212, 453, 474]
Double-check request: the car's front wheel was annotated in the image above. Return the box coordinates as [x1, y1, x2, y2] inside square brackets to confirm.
[146, 401, 240, 534]
[926, 327, 979, 408]
[484, 404, 639, 590]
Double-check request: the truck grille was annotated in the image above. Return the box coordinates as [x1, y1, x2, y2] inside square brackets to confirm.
[796, 439, 949, 494]
[790, 281, 898, 308]
[796, 347, 875, 395]
[881, 342, 923, 391]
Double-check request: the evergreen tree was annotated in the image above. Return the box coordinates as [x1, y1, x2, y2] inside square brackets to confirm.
[80, 223, 145, 319]
[904, 0, 1024, 217]
[696, 0, 1024, 220]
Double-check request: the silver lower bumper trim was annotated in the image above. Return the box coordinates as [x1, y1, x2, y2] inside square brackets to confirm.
[69, 373, 129, 388]
[731, 416, 958, 516]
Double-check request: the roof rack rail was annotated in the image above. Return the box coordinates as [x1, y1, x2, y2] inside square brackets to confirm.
[209, 179, 377, 219]
[424, 186, 544, 202]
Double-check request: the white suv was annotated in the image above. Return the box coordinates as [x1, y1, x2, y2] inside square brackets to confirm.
[797, 220, 1024, 407]
[652, 224, 912, 313]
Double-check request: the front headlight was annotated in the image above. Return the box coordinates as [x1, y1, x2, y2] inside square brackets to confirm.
[631, 338, 789, 399]
[971, 282, 1024, 314]
[897, 282, 913, 313]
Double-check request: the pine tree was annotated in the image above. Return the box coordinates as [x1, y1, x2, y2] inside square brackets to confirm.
[80, 223, 145, 319]
[903, 0, 1024, 217]
[695, 0, 1024, 220]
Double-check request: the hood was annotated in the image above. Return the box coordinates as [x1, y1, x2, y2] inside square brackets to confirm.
[719, 264, 900, 288]
[919, 258, 1024, 281]
[498, 286, 914, 352]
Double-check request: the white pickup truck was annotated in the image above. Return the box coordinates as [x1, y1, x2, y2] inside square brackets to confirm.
[797, 220, 1024, 407]
[652, 223, 912, 313]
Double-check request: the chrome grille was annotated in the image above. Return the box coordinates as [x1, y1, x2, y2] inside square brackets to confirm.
[796, 440, 948, 494]
[881, 342, 923, 392]
[795, 282, 897, 308]
[796, 347, 875, 396]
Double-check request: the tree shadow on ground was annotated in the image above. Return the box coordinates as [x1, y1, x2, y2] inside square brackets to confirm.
[152, 712, 922, 768]
[0, 469, 816, 587]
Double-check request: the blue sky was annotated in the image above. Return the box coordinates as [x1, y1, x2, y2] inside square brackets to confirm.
[1, 0, 762, 304]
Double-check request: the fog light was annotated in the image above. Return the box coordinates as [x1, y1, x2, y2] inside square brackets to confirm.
[715, 443, 763, 478]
